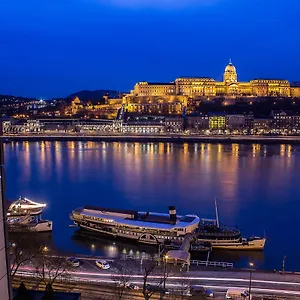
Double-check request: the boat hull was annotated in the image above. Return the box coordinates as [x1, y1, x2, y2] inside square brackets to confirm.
[8, 220, 53, 233]
[211, 238, 266, 251]
[79, 223, 164, 245]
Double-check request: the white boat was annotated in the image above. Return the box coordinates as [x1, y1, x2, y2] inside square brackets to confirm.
[7, 196, 46, 216]
[70, 205, 199, 245]
[7, 197, 52, 232]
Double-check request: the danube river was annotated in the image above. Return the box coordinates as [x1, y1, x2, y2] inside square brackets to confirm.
[4, 141, 300, 271]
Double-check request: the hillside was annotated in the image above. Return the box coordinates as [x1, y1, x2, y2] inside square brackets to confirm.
[66, 90, 120, 102]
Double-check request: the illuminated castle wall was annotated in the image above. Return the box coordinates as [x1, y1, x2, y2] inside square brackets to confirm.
[129, 60, 297, 99]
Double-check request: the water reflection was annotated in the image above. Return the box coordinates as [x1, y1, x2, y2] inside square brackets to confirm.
[4, 141, 300, 270]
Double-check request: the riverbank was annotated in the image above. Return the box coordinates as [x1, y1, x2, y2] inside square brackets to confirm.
[2, 133, 300, 144]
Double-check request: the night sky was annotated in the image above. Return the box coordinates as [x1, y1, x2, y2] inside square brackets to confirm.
[0, 0, 299, 99]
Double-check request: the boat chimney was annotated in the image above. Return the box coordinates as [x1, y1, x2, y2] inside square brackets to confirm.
[169, 206, 177, 221]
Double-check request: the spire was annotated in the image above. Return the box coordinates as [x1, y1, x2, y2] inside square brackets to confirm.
[229, 58, 232, 65]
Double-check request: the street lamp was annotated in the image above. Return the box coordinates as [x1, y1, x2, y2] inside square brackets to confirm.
[249, 262, 254, 300]
[161, 255, 168, 300]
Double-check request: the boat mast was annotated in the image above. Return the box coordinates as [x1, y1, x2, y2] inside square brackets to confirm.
[214, 197, 219, 228]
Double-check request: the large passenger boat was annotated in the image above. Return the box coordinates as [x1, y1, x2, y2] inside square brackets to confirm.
[196, 200, 266, 251]
[7, 197, 52, 232]
[70, 205, 200, 245]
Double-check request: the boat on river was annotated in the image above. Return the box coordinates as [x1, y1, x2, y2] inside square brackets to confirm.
[70, 205, 199, 245]
[196, 200, 266, 251]
[70, 203, 265, 251]
[7, 197, 52, 232]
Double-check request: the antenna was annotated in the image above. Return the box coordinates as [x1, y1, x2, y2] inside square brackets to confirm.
[214, 197, 219, 228]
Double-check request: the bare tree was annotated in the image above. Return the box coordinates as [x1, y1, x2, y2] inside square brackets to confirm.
[111, 267, 132, 300]
[174, 277, 191, 300]
[142, 260, 170, 300]
[34, 248, 71, 287]
[9, 232, 42, 278]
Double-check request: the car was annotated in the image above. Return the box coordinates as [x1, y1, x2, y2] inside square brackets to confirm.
[145, 285, 169, 295]
[126, 283, 139, 290]
[95, 259, 110, 270]
[226, 288, 252, 299]
[66, 257, 80, 267]
[190, 286, 214, 298]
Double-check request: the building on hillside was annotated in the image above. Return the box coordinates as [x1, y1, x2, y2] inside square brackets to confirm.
[129, 60, 295, 100]
[122, 94, 187, 115]
[290, 82, 300, 97]
[66, 97, 122, 119]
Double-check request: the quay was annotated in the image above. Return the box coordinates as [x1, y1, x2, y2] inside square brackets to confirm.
[3, 133, 300, 144]
[15, 255, 300, 299]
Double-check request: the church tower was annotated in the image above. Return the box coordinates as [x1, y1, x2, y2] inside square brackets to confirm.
[223, 59, 237, 84]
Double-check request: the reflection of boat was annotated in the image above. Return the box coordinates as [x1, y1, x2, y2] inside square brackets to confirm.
[72, 229, 157, 259]
[70, 205, 199, 245]
[7, 197, 52, 232]
[196, 200, 266, 251]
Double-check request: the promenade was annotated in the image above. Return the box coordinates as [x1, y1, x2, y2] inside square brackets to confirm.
[3, 133, 300, 144]
[16, 256, 300, 299]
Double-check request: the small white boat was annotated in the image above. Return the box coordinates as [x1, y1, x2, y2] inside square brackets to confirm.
[7, 196, 46, 216]
[7, 196, 52, 232]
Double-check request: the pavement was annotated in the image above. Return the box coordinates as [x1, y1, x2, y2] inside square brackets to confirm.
[16, 256, 300, 299]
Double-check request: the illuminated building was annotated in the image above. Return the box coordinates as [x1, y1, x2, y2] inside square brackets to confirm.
[290, 82, 300, 97]
[226, 114, 253, 131]
[253, 118, 272, 133]
[209, 113, 226, 130]
[186, 114, 209, 131]
[129, 60, 295, 101]
[164, 116, 184, 133]
[122, 94, 187, 114]
[273, 111, 300, 131]
[66, 96, 122, 119]
[133, 82, 175, 96]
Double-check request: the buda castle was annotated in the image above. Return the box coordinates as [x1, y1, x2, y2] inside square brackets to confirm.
[132, 60, 300, 98]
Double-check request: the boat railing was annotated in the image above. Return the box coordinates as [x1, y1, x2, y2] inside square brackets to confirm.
[190, 260, 233, 268]
[122, 254, 159, 261]
[197, 231, 241, 237]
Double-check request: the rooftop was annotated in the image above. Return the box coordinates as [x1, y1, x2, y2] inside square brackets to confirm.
[83, 205, 138, 216]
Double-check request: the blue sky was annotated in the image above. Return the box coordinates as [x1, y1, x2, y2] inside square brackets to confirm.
[0, 0, 299, 98]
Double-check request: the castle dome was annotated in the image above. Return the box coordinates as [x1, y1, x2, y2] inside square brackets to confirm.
[225, 60, 236, 73]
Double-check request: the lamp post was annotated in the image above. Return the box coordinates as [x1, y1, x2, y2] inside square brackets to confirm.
[163, 255, 168, 290]
[249, 262, 254, 300]
[282, 256, 286, 274]
[160, 255, 168, 300]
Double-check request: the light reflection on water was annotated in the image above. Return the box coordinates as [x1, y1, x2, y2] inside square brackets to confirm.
[4, 141, 300, 271]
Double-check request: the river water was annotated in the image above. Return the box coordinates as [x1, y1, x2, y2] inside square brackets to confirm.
[4, 141, 300, 271]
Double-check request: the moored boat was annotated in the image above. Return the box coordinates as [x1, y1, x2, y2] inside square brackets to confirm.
[70, 205, 199, 245]
[7, 197, 52, 232]
[196, 199, 266, 251]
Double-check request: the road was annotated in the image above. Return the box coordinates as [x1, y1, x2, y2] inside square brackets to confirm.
[16, 257, 300, 299]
